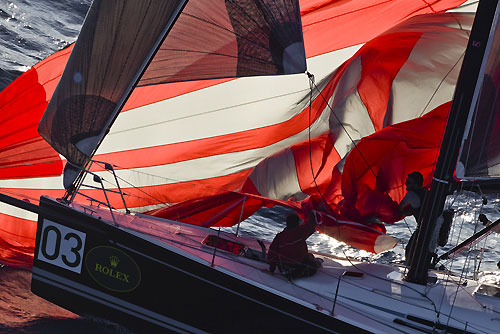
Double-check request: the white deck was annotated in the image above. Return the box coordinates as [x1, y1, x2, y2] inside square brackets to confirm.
[75, 203, 500, 334]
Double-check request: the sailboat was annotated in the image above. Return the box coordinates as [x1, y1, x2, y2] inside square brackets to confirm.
[0, 0, 473, 267]
[1, 0, 500, 333]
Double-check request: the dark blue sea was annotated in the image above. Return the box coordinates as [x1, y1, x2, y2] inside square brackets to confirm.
[0, 0, 499, 333]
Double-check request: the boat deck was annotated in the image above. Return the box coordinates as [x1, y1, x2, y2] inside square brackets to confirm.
[75, 203, 500, 334]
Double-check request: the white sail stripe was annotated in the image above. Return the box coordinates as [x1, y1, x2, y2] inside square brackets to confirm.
[101, 77, 307, 154]
[249, 148, 305, 201]
[0, 176, 64, 189]
[329, 56, 375, 159]
[0, 49, 362, 193]
[0, 50, 360, 191]
[0, 203, 38, 221]
[390, 20, 471, 124]
[247, 85, 341, 200]
[103, 117, 331, 188]
[99, 48, 359, 155]
[0, 118, 331, 192]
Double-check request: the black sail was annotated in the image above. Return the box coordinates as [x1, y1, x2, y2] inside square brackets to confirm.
[139, 0, 306, 86]
[38, 0, 306, 190]
[457, 12, 500, 179]
[38, 0, 188, 188]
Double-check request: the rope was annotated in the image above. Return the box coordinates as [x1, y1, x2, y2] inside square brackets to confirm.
[302, 57, 500, 329]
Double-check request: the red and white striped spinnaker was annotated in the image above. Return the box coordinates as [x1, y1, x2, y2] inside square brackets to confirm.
[0, 0, 468, 267]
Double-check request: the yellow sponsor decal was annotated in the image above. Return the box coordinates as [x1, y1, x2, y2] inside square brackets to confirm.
[85, 246, 141, 292]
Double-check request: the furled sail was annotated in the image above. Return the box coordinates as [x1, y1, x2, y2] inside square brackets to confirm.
[0, 0, 468, 267]
[37, 0, 306, 189]
[457, 16, 500, 179]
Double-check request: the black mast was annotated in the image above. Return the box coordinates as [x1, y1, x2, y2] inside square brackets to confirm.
[406, 0, 500, 285]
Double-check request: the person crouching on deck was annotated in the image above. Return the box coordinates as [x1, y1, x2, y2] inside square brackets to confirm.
[399, 171, 428, 265]
[268, 212, 321, 280]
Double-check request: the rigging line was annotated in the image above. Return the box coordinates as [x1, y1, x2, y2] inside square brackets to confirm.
[446, 241, 475, 329]
[308, 74, 379, 182]
[307, 72, 316, 183]
[305, 72, 422, 289]
[89, 161, 167, 206]
[438, 190, 500, 316]
[110, 88, 309, 135]
[443, 190, 479, 328]
[305, 72, 377, 291]
[93, 161, 203, 203]
[106, 162, 249, 206]
[439, 267, 500, 317]
[304, 73, 356, 276]
[474, 194, 490, 277]
[306, 71, 330, 209]
[303, 72, 435, 313]
[437, 189, 473, 317]
[417, 51, 466, 118]
[450, 9, 467, 34]
[455, 274, 500, 315]
[305, 72, 414, 239]
[96, 176, 158, 206]
[400, 216, 415, 235]
[306, 69, 414, 237]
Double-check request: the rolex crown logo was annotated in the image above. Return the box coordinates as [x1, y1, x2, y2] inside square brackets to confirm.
[109, 255, 120, 268]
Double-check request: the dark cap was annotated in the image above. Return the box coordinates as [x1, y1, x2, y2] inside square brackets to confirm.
[408, 171, 424, 187]
[286, 213, 300, 228]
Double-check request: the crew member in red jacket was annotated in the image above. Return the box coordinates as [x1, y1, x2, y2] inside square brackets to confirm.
[268, 211, 321, 280]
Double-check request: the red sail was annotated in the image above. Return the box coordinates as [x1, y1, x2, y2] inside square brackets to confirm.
[0, 1, 468, 267]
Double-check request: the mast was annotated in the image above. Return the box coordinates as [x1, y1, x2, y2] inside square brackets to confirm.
[406, 0, 500, 285]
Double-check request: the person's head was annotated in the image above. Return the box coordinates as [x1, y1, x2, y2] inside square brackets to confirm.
[286, 213, 300, 228]
[405, 171, 423, 191]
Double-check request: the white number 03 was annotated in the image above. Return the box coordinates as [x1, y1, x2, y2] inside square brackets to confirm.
[37, 219, 87, 274]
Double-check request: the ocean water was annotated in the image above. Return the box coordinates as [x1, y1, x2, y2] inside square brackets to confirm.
[0, 1, 499, 333]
